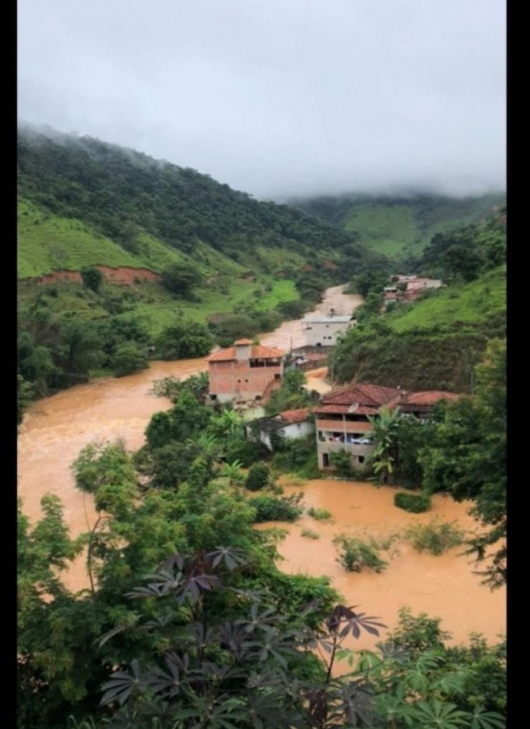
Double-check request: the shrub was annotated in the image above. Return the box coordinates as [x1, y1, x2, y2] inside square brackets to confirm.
[301, 528, 320, 540]
[308, 507, 332, 521]
[111, 343, 148, 377]
[333, 535, 387, 573]
[80, 266, 103, 293]
[155, 320, 214, 360]
[404, 518, 465, 555]
[394, 491, 432, 513]
[245, 463, 272, 492]
[250, 493, 304, 523]
[329, 450, 354, 478]
[161, 261, 203, 298]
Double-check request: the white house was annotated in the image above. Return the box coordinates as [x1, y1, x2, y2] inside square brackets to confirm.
[246, 408, 315, 451]
[301, 309, 356, 347]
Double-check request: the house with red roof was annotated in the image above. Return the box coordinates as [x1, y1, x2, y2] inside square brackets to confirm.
[246, 408, 315, 450]
[315, 383, 459, 471]
[206, 339, 286, 405]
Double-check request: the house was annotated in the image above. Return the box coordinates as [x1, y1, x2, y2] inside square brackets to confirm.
[284, 346, 328, 372]
[301, 309, 356, 347]
[246, 408, 315, 451]
[314, 383, 403, 470]
[406, 277, 443, 292]
[206, 339, 286, 405]
[314, 383, 459, 471]
[397, 390, 460, 419]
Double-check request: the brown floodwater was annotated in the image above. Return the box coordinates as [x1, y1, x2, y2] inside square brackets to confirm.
[18, 283, 505, 652]
[260, 285, 362, 350]
[257, 478, 506, 656]
[18, 286, 357, 590]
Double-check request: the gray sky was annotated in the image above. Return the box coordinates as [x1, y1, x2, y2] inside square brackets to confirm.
[18, 0, 505, 200]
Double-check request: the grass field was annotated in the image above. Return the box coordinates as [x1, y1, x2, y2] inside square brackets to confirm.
[17, 197, 244, 279]
[340, 194, 505, 260]
[387, 267, 506, 333]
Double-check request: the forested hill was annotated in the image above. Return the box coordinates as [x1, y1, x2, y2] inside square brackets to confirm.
[18, 124, 379, 279]
[291, 192, 506, 261]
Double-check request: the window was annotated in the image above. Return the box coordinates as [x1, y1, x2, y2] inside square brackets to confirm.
[274, 373, 281, 380]
[323, 453, 330, 467]
[358, 456, 365, 464]
[210, 394, 217, 401]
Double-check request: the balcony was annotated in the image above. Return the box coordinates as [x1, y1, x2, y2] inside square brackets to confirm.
[316, 440, 375, 456]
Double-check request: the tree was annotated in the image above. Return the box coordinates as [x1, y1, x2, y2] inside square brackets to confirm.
[80, 266, 103, 293]
[145, 387, 212, 449]
[244, 462, 272, 491]
[110, 342, 148, 377]
[155, 319, 213, 360]
[160, 261, 203, 298]
[418, 340, 506, 588]
[367, 406, 401, 484]
[17, 374, 34, 424]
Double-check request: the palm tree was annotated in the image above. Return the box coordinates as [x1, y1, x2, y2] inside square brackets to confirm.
[210, 408, 245, 440]
[367, 406, 401, 484]
[220, 460, 245, 488]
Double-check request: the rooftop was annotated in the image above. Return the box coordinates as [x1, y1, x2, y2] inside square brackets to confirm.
[207, 343, 286, 362]
[279, 408, 313, 424]
[399, 390, 460, 407]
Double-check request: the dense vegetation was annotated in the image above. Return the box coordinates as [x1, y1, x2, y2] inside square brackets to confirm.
[17, 125, 391, 418]
[18, 125, 378, 277]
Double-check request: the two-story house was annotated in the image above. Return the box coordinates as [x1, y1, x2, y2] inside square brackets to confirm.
[315, 383, 459, 471]
[301, 309, 356, 347]
[206, 339, 286, 405]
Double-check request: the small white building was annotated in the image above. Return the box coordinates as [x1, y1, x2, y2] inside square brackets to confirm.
[246, 408, 315, 451]
[301, 309, 356, 347]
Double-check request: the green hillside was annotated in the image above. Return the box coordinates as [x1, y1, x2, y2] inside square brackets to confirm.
[328, 210, 506, 394]
[293, 193, 506, 260]
[18, 124, 381, 280]
[388, 267, 506, 333]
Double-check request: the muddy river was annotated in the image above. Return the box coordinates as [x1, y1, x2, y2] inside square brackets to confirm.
[18, 284, 505, 647]
[258, 478, 505, 654]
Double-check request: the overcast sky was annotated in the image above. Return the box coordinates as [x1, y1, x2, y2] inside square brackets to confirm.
[18, 0, 505, 200]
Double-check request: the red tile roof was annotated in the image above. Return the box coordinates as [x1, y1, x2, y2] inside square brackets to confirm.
[207, 344, 286, 362]
[321, 383, 403, 407]
[234, 338, 253, 345]
[279, 408, 313, 424]
[315, 403, 379, 416]
[399, 391, 460, 406]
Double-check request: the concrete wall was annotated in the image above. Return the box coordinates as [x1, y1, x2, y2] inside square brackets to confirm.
[303, 321, 354, 347]
[208, 359, 283, 401]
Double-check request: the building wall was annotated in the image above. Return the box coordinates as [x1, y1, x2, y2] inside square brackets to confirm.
[303, 320, 354, 347]
[208, 359, 283, 401]
[247, 420, 315, 452]
[315, 415, 374, 470]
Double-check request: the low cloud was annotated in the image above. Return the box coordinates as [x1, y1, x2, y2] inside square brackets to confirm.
[18, 0, 505, 200]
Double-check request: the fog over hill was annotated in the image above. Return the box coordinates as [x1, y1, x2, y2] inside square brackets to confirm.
[18, 0, 505, 200]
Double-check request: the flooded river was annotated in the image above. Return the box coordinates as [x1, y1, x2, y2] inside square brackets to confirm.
[18, 285, 357, 588]
[17, 283, 505, 647]
[258, 478, 506, 654]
